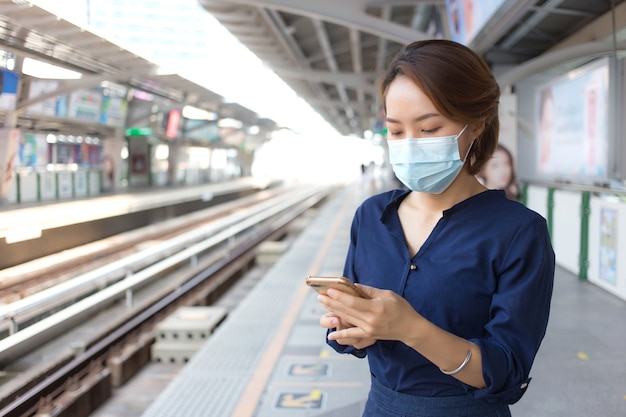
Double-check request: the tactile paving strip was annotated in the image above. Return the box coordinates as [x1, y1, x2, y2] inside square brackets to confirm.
[141, 186, 360, 417]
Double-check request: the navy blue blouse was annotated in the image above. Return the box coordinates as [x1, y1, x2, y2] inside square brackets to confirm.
[327, 189, 555, 405]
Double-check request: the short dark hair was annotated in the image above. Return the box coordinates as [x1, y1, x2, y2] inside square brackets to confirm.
[380, 39, 500, 175]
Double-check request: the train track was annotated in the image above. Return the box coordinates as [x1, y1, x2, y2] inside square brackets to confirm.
[0, 186, 289, 303]
[0, 183, 335, 417]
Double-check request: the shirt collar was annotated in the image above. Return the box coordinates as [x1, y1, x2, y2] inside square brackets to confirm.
[380, 189, 412, 223]
[380, 189, 506, 223]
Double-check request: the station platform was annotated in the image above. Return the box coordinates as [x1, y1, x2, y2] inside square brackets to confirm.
[0, 176, 274, 242]
[139, 180, 372, 417]
[0, 177, 277, 270]
[134, 181, 626, 417]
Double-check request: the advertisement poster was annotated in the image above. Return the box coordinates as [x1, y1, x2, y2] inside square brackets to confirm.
[16, 133, 49, 167]
[100, 95, 128, 127]
[27, 80, 68, 117]
[445, 0, 505, 45]
[0, 128, 19, 202]
[68, 89, 102, 123]
[599, 208, 617, 285]
[0, 69, 19, 110]
[536, 58, 609, 178]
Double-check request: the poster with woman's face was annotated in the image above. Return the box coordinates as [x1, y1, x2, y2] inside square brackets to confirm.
[536, 59, 609, 178]
[445, 0, 506, 45]
[477, 144, 517, 200]
[0, 129, 19, 202]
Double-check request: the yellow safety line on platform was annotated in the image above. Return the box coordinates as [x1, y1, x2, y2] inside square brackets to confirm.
[230, 189, 354, 417]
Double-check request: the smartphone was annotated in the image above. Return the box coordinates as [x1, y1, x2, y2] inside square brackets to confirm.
[305, 276, 369, 298]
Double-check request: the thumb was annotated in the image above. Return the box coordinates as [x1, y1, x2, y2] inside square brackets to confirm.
[354, 283, 377, 299]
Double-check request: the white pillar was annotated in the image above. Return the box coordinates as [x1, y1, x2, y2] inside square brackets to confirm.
[101, 128, 126, 191]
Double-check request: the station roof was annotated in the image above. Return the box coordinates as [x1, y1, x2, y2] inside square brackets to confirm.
[199, 0, 626, 136]
[0, 1, 267, 138]
[0, 1, 625, 139]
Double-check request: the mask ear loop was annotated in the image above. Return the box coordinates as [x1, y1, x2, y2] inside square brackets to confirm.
[462, 140, 475, 163]
[457, 125, 474, 163]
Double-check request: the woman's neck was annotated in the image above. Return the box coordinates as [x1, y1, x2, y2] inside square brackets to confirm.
[406, 173, 487, 213]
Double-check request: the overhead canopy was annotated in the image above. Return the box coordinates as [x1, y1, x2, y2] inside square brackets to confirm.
[0, 1, 269, 137]
[199, 0, 626, 136]
[0, 1, 625, 139]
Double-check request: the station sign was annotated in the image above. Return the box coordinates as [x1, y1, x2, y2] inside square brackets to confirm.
[125, 127, 153, 137]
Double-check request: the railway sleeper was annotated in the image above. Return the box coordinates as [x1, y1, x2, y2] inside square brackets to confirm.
[35, 368, 111, 417]
[108, 332, 155, 388]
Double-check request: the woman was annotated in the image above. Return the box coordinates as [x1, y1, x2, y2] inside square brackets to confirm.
[477, 143, 518, 200]
[317, 40, 555, 417]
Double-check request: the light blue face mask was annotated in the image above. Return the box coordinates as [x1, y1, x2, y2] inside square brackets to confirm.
[388, 125, 471, 194]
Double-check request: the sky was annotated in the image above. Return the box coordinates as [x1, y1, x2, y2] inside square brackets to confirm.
[26, 0, 379, 184]
[29, 0, 340, 138]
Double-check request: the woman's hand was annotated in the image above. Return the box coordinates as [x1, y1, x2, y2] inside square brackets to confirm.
[320, 284, 487, 388]
[320, 312, 376, 349]
[318, 284, 424, 346]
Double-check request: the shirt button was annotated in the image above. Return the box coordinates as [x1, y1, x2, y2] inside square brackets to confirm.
[520, 383, 528, 389]
[410, 264, 417, 270]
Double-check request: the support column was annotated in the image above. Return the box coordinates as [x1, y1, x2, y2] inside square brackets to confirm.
[546, 187, 554, 240]
[0, 56, 23, 204]
[578, 191, 590, 281]
[0, 128, 19, 204]
[102, 128, 126, 191]
[167, 139, 180, 186]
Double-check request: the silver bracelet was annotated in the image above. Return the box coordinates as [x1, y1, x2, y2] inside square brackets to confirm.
[440, 349, 472, 376]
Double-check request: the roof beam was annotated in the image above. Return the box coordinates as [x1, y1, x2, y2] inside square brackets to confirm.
[260, 8, 345, 130]
[365, 0, 444, 6]
[350, 28, 366, 127]
[500, 0, 565, 49]
[272, 68, 377, 93]
[312, 18, 354, 122]
[470, 0, 537, 54]
[375, 5, 391, 72]
[199, 0, 429, 44]
[17, 65, 161, 112]
[498, 38, 626, 86]
[17, 75, 112, 111]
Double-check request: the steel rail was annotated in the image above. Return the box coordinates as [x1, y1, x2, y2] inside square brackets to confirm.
[0, 183, 335, 417]
[0, 185, 319, 333]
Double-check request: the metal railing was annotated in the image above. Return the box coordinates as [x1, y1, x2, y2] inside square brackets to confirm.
[519, 178, 626, 282]
[0, 183, 334, 366]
